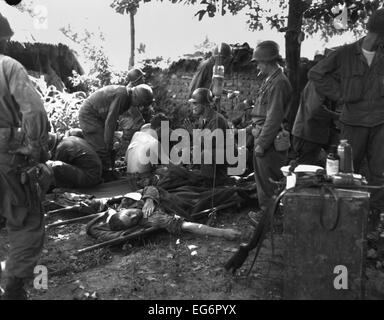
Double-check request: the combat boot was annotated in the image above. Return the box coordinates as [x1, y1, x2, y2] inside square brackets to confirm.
[2, 277, 28, 300]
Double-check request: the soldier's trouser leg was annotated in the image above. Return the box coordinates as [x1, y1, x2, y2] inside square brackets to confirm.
[83, 130, 110, 169]
[366, 124, 384, 213]
[51, 161, 97, 188]
[342, 124, 384, 224]
[79, 112, 110, 170]
[253, 146, 287, 210]
[5, 205, 44, 279]
[2, 204, 44, 299]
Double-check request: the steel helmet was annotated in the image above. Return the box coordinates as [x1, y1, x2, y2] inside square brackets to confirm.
[188, 88, 213, 105]
[127, 68, 145, 84]
[131, 84, 154, 107]
[367, 8, 384, 35]
[251, 41, 281, 63]
[212, 42, 232, 59]
[0, 13, 14, 40]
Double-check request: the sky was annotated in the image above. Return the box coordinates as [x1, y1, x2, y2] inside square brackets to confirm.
[0, 0, 360, 71]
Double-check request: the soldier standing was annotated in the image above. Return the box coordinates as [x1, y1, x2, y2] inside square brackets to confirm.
[309, 8, 384, 232]
[249, 41, 292, 222]
[0, 13, 50, 300]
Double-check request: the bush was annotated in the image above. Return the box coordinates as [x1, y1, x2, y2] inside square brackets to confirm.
[31, 75, 87, 133]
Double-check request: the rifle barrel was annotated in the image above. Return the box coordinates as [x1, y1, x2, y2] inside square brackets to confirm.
[76, 226, 159, 254]
[46, 211, 106, 229]
[46, 204, 81, 217]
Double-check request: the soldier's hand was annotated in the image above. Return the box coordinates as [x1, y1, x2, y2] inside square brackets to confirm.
[142, 198, 155, 218]
[183, 119, 194, 134]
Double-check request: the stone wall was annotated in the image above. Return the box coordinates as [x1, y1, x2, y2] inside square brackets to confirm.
[161, 62, 262, 117]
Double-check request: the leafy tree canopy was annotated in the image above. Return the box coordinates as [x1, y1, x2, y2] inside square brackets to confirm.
[111, 0, 384, 40]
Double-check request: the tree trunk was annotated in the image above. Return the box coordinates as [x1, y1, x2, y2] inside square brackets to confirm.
[129, 11, 135, 68]
[285, 0, 305, 130]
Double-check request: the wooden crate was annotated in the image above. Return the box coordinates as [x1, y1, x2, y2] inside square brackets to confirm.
[282, 187, 369, 300]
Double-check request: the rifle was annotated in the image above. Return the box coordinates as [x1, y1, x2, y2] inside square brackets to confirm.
[46, 211, 108, 229]
[45, 192, 143, 217]
[46, 204, 84, 217]
[224, 188, 287, 275]
[76, 226, 160, 255]
[46, 200, 102, 217]
[224, 174, 384, 275]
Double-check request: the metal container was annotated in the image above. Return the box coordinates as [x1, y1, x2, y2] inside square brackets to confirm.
[282, 187, 369, 300]
[337, 140, 354, 173]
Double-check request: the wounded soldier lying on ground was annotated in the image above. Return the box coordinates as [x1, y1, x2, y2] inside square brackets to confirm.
[86, 186, 241, 243]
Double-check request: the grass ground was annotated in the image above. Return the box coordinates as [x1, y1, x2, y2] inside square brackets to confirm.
[1, 207, 383, 300]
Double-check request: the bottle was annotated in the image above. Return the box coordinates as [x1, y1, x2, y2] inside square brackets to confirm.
[337, 139, 354, 173]
[212, 64, 224, 97]
[326, 145, 340, 176]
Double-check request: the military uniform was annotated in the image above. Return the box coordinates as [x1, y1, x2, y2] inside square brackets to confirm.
[196, 107, 229, 179]
[0, 55, 49, 294]
[49, 136, 102, 188]
[292, 80, 340, 165]
[79, 85, 133, 170]
[309, 38, 384, 213]
[188, 57, 215, 98]
[251, 68, 292, 209]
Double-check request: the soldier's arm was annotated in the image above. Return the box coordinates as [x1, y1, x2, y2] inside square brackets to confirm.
[319, 105, 340, 120]
[188, 70, 204, 98]
[142, 186, 160, 205]
[257, 80, 291, 150]
[142, 186, 160, 218]
[8, 59, 49, 162]
[308, 50, 342, 102]
[104, 96, 124, 151]
[305, 82, 340, 121]
[188, 60, 212, 98]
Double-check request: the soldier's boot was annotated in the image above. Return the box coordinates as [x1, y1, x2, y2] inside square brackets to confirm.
[2, 277, 28, 300]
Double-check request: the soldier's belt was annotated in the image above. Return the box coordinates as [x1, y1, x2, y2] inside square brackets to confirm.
[0, 153, 26, 166]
